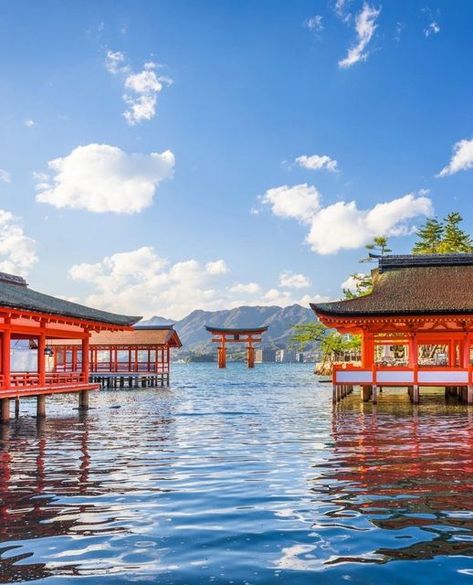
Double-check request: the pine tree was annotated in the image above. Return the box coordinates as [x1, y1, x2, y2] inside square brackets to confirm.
[365, 236, 392, 257]
[412, 218, 443, 254]
[438, 212, 473, 253]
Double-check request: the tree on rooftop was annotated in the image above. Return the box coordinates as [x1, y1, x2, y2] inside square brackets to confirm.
[439, 212, 473, 253]
[412, 213, 473, 254]
[412, 217, 444, 254]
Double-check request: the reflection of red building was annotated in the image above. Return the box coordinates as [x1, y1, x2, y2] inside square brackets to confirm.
[312, 255, 473, 404]
[325, 404, 473, 564]
[0, 272, 140, 422]
[50, 325, 182, 387]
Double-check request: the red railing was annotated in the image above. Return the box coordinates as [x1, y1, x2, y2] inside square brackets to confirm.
[10, 372, 87, 387]
[56, 362, 169, 374]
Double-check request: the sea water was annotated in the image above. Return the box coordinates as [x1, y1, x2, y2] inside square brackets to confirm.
[1, 363, 473, 584]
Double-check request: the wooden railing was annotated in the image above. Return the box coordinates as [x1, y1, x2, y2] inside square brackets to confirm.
[333, 364, 472, 386]
[56, 363, 169, 374]
[9, 372, 87, 387]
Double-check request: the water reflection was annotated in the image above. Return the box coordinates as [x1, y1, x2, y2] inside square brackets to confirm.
[321, 394, 473, 566]
[0, 400, 176, 583]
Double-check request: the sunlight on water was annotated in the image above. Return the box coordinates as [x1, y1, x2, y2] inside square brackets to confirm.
[1, 364, 473, 583]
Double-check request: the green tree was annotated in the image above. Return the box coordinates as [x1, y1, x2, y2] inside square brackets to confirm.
[412, 217, 444, 254]
[438, 212, 473, 253]
[412, 212, 473, 254]
[289, 322, 326, 351]
[343, 236, 391, 299]
[365, 235, 392, 257]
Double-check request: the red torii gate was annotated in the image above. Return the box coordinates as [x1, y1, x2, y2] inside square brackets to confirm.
[205, 326, 268, 368]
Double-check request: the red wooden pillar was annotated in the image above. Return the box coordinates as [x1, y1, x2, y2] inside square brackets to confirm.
[166, 346, 170, 374]
[361, 331, 374, 368]
[82, 335, 90, 381]
[2, 322, 11, 390]
[218, 336, 227, 368]
[247, 338, 255, 368]
[38, 331, 46, 386]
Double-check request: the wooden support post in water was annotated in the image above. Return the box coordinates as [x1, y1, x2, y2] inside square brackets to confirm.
[0, 398, 9, 424]
[361, 386, 371, 402]
[412, 385, 419, 405]
[468, 386, 473, 405]
[371, 385, 378, 404]
[37, 395, 46, 418]
[15, 397, 20, 418]
[79, 390, 89, 410]
[332, 384, 337, 404]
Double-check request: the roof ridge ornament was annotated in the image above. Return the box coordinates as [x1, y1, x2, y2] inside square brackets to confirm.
[0, 272, 28, 287]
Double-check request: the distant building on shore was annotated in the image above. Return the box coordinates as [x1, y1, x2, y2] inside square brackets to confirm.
[255, 348, 276, 363]
[275, 349, 304, 363]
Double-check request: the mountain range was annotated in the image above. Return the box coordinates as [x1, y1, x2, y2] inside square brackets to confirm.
[142, 304, 314, 352]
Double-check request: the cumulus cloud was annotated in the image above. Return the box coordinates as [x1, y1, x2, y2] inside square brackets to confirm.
[35, 143, 175, 214]
[295, 154, 338, 172]
[0, 209, 37, 276]
[339, 3, 381, 68]
[24, 119, 35, 128]
[229, 282, 261, 295]
[261, 183, 321, 223]
[261, 184, 433, 255]
[205, 260, 229, 274]
[304, 15, 323, 32]
[0, 169, 11, 183]
[279, 271, 311, 289]
[105, 50, 172, 125]
[68, 247, 322, 319]
[437, 138, 473, 177]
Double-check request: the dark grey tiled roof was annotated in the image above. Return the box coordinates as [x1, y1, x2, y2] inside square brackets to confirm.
[0, 276, 141, 326]
[312, 255, 473, 318]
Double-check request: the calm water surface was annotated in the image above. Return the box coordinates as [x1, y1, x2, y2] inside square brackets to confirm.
[1, 363, 473, 584]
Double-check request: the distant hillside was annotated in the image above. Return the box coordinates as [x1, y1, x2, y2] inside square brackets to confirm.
[142, 304, 314, 352]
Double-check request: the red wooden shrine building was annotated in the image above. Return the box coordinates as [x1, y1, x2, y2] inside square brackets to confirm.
[50, 325, 182, 387]
[0, 272, 140, 423]
[206, 326, 268, 368]
[312, 254, 473, 405]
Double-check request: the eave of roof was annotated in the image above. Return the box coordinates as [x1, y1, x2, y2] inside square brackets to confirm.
[0, 277, 141, 327]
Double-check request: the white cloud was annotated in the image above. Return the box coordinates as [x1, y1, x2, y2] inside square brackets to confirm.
[68, 246, 323, 319]
[422, 8, 440, 37]
[304, 15, 323, 32]
[334, 0, 351, 21]
[295, 154, 338, 172]
[306, 193, 432, 254]
[261, 183, 321, 223]
[105, 50, 127, 74]
[24, 119, 35, 128]
[229, 282, 261, 294]
[341, 273, 367, 293]
[105, 51, 172, 125]
[205, 260, 229, 275]
[262, 184, 433, 255]
[35, 143, 175, 214]
[0, 169, 11, 183]
[339, 3, 381, 68]
[279, 271, 311, 289]
[0, 209, 37, 276]
[424, 21, 440, 37]
[437, 138, 473, 177]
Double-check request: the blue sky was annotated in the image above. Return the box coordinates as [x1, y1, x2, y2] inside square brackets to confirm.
[0, 0, 472, 319]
